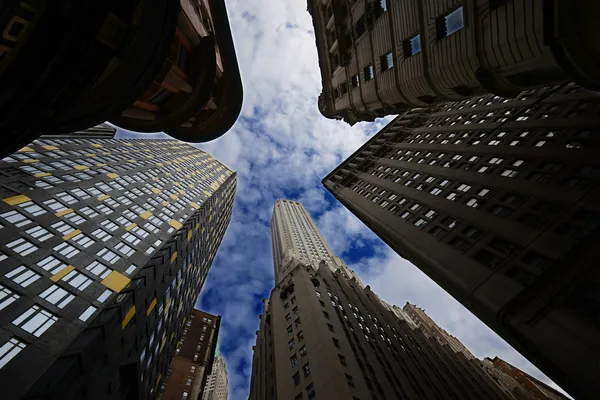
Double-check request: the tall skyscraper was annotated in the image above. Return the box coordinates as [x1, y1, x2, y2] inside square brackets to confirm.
[0, 128, 236, 399]
[202, 353, 228, 400]
[249, 200, 518, 400]
[0, 0, 243, 158]
[322, 82, 600, 399]
[159, 310, 221, 400]
[307, 0, 600, 125]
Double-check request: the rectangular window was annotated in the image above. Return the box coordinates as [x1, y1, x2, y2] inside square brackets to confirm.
[0, 338, 26, 369]
[293, 372, 300, 387]
[299, 345, 307, 357]
[25, 226, 53, 242]
[61, 269, 92, 291]
[437, 6, 464, 39]
[97, 248, 120, 264]
[1, 210, 31, 227]
[5, 266, 40, 287]
[303, 362, 311, 376]
[0, 284, 19, 311]
[39, 285, 74, 309]
[5, 237, 38, 256]
[51, 221, 75, 236]
[114, 242, 135, 256]
[91, 228, 111, 242]
[37, 255, 68, 275]
[345, 373, 355, 388]
[404, 34, 422, 57]
[363, 64, 374, 81]
[290, 354, 298, 368]
[101, 220, 119, 232]
[54, 242, 80, 259]
[86, 261, 113, 278]
[19, 201, 46, 217]
[351, 75, 360, 88]
[65, 212, 85, 225]
[380, 52, 393, 71]
[12, 305, 57, 337]
[78, 305, 97, 322]
[43, 199, 68, 213]
[70, 232, 94, 248]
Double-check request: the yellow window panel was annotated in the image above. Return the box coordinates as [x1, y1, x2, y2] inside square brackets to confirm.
[18, 147, 34, 152]
[168, 219, 183, 230]
[3, 194, 31, 206]
[96, 163, 108, 167]
[187, 230, 192, 241]
[121, 306, 136, 329]
[152, 188, 161, 194]
[86, 153, 97, 157]
[55, 208, 74, 217]
[178, 190, 185, 195]
[50, 265, 74, 282]
[102, 271, 131, 292]
[22, 159, 39, 163]
[42, 145, 59, 150]
[170, 194, 178, 200]
[170, 251, 178, 263]
[146, 298, 157, 316]
[140, 211, 152, 219]
[106, 173, 119, 179]
[97, 195, 110, 201]
[62, 229, 81, 241]
[34, 172, 50, 178]
[73, 165, 88, 170]
[191, 202, 200, 210]
[125, 223, 137, 231]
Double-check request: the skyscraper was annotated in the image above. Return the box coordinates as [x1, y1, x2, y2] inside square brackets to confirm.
[202, 353, 228, 400]
[249, 200, 516, 400]
[0, 128, 236, 399]
[322, 82, 600, 399]
[0, 0, 243, 158]
[159, 310, 221, 400]
[307, 0, 600, 125]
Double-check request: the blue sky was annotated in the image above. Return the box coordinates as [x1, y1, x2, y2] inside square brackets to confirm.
[118, 1, 568, 398]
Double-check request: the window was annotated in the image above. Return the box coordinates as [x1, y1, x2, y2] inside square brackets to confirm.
[1, 210, 31, 227]
[501, 169, 518, 178]
[5, 266, 40, 287]
[0, 284, 19, 311]
[37, 255, 69, 275]
[182, 392, 189, 400]
[5, 237, 37, 256]
[61, 269, 92, 291]
[457, 183, 471, 192]
[70, 232, 94, 248]
[79, 305, 97, 322]
[306, 383, 316, 400]
[380, 52, 393, 71]
[51, 221, 74, 235]
[437, 6, 464, 38]
[351, 75, 360, 88]
[97, 248, 120, 263]
[332, 338, 340, 348]
[463, 226, 483, 239]
[54, 242, 79, 259]
[299, 345, 307, 357]
[338, 354, 347, 366]
[288, 338, 295, 350]
[92, 228, 110, 242]
[404, 34, 421, 57]
[115, 242, 134, 256]
[86, 261, 112, 278]
[466, 198, 479, 208]
[327, 323, 335, 332]
[346, 373, 356, 388]
[19, 201, 46, 217]
[25, 225, 53, 242]
[293, 372, 300, 387]
[290, 354, 298, 368]
[0, 338, 26, 369]
[43, 199, 68, 213]
[12, 305, 57, 337]
[303, 362, 311, 376]
[297, 331, 304, 341]
[474, 249, 502, 268]
[363, 64, 374, 81]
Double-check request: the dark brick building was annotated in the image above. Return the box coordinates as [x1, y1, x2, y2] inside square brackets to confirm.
[308, 0, 600, 125]
[0, 127, 236, 399]
[323, 83, 600, 399]
[0, 0, 243, 158]
[158, 310, 220, 400]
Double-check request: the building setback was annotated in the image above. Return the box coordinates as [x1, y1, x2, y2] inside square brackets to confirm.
[323, 82, 600, 399]
[158, 310, 221, 400]
[0, 0, 243, 158]
[0, 130, 236, 399]
[307, 0, 600, 125]
[202, 353, 228, 400]
[249, 200, 518, 400]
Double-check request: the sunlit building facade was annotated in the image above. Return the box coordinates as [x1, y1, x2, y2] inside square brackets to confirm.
[0, 133, 236, 399]
[323, 83, 600, 399]
[249, 201, 516, 400]
[0, 0, 243, 158]
[307, 0, 600, 125]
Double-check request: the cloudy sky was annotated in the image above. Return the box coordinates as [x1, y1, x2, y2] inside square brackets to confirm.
[119, 0, 568, 398]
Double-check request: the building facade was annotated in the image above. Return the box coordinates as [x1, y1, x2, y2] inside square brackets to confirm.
[0, 133, 236, 399]
[307, 0, 600, 125]
[323, 82, 600, 399]
[403, 302, 475, 359]
[249, 200, 520, 400]
[479, 357, 570, 400]
[0, 0, 243, 158]
[158, 310, 221, 400]
[202, 353, 228, 400]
